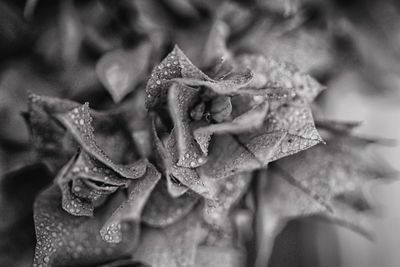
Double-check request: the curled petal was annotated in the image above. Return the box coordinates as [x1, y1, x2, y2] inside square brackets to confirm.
[172, 68, 254, 95]
[100, 164, 161, 243]
[193, 101, 268, 155]
[151, 120, 189, 197]
[145, 45, 208, 109]
[168, 83, 206, 168]
[57, 103, 147, 179]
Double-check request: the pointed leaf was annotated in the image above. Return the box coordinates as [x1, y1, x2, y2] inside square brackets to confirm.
[96, 42, 152, 103]
[33, 185, 139, 267]
[264, 98, 323, 161]
[145, 45, 208, 109]
[256, 133, 395, 252]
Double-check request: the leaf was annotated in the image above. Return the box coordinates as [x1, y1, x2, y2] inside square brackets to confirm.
[142, 180, 199, 227]
[151, 118, 189, 197]
[97, 258, 150, 267]
[236, 55, 324, 102]
[202, 172, 252, 227]
[194, 246, 246, 267]
[133, 211, 202, 267]
[209, 95, 232, 123]
[163, 0, 200, 19]
[194, 58, 323, 179]
[32, 185, 139, 267]
[168, 83, 207, 168]
[41, 101, 158, 239]
[254, 132, 396, 266]
[275, 134, 395, 203]
[56, 102, 147, 179]
[261, 22, 333, 73]
[202, 20, 231, 68]
[56, 152, 118, 217]
[96, 42, 152, 103]
[119, 89, 153, 159]
[262, 98, 323, 161]
[152, 123, 217, 199]
[256, 0, 300, 16]
[197, 132, 286, 180]
[145, 45, 208, 109]
[146, 45, 254, 110]
[100, 163, 161, 243]
[193, 101, 269, 155]
[315, 119, 362, 135]
[58, 0, 83, 67]
[26, 94, 138, 172]
[0, 164, 52, 267]
[170, 163, 218, 199]
[172, 69, 254, 96]
[26, 93, 79, 171]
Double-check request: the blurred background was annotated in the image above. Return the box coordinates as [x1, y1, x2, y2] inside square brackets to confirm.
[0, 0, 399, 266]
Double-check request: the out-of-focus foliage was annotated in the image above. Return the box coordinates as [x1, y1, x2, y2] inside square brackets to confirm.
[0, 0, 398, 267]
